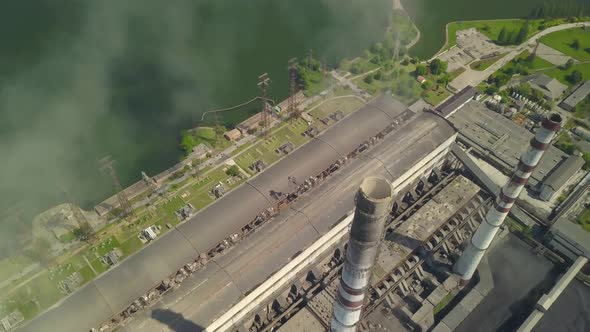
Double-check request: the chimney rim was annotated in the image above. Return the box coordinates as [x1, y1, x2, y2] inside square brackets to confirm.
[359, 176, 393, 202]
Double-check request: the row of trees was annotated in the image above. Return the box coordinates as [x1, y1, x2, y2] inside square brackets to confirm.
[296, 56, 324, 90]
[415, 58, 448, 77]
[497, 21, 530, 46]
[529, 0, 587, 19]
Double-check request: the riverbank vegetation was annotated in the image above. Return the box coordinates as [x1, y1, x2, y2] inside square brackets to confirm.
[180, 126, 229, 156]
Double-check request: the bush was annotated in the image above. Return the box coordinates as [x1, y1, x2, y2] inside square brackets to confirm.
[568, 70, 583, 84]
[226, 165, 240, 177]
[415, 65, 427, 77]
[429, 59, 448, 75]
[485, 85, 499, 95]
[364, 75, 374, 84]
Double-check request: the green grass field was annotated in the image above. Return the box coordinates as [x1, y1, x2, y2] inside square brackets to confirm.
[443, 19, 543, 52]
[540, 27, 590, 61]
[469, 54, 506, 71]
[448, 67, 466, 80]
[234, 120, 310, 174]
[542, 62, 590, 86]
[423, 84, 451, 106]
[0, 256, 34, 283]
[575, 208, 590, 232]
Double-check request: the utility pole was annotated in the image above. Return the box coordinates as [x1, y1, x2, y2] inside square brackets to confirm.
[258, 73, 272, 138]
[529, 40, 540, 61]
[288, 58, 300, 122]
[141, 171, 158, 194]
[98, 156, 135, 220]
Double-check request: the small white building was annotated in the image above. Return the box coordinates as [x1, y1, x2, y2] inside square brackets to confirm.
[143, 226, 158, 241]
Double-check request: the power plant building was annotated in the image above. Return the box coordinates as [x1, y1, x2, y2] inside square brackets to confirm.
[539, 154, 585, 201]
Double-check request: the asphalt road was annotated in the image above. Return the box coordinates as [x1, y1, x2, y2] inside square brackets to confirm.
[18, 95, 453, 332]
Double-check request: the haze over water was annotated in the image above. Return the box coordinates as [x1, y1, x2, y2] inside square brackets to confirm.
[0, 0, 394, 250]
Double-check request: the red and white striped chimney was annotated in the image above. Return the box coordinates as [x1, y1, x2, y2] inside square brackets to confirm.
[331, 177, 394, 332]
[454, 113, 562, 280]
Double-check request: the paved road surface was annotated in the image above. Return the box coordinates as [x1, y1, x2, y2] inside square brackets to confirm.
[450, 22, 590, 92]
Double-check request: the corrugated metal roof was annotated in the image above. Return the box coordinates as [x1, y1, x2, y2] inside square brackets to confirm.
[543, 155, 585, 191]
[562, 80, 590, 109]
[436, 86, 477, 118]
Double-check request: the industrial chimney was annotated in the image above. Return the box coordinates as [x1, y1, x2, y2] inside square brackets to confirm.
[455, 113, 562, 280]
[331, 176, 394, 332]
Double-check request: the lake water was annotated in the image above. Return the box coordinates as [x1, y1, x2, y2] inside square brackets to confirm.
[0, 0, 394, 247]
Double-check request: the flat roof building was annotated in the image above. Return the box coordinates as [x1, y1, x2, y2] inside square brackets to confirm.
[526, 74, 568, 100]
[560, 80, 590, 111]
[435, 86, 477, 118]
[539, 155, 585, 201]
[448, 100, 567, 188]
[224, 128, 242, 141]
[549, 214, 590, 260]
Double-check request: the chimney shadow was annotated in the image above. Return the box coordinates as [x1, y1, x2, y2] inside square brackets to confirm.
[151, 308, 204, 332]
[386, 231, 423, 249]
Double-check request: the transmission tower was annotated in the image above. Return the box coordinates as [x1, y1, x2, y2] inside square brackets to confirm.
[258, 73, 272, 138]
[60, 186, 94, 241]
[288, 58, 300, 122]
[141, 171, 158, 194]
[213, 111, 223, 148]
[98, 156, 135, 220]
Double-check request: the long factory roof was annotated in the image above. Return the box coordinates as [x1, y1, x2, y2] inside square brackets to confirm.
[19, 95, 456, 332]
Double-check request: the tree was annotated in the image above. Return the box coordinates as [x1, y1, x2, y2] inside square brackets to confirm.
[485, 85, 499, 95]
[421, 81, 432, 90]
[180, 130, 197, 155]
[74, 222, 95, 243]
[226, 165, 240, 177]
[370, 42, 384, 54]
[373, 71, 383, 80]
[569, 70, 583, 84]
[364, 75, 374, 84]
[437, 75, 450, 85]
[572, 38, 581, 50]
[349, 63, 361, 74]
[498, 27, 507, 44]
[415, 65, 427, 76]
[564, 58, 575, 70]
[429, 59, 448, 75]
[515, 21, 530, 44]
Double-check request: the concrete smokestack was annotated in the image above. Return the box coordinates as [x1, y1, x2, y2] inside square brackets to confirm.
[331, 176, 394, 332]
[455, 113, 562, 280]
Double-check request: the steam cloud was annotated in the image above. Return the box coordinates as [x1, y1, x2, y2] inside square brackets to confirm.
[0, 0, 391, 253]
